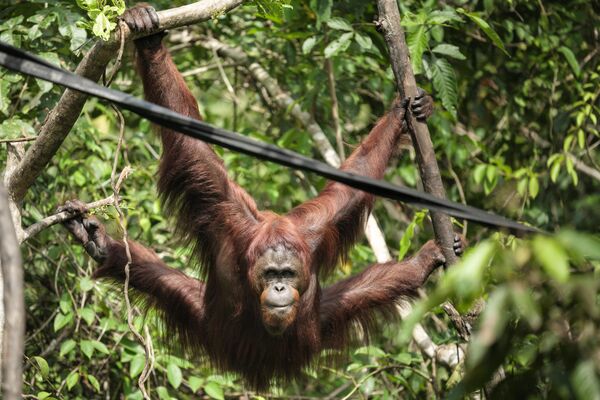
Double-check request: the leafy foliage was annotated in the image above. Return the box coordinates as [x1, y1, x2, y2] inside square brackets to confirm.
[0, 0, 599, 398]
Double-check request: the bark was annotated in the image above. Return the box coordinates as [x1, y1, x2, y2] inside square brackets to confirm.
[0, 183, 24, 400]
[376, 0, 471, 340]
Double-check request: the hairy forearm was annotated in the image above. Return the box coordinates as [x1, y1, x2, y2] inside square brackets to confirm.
[321, 240, 443, 325]
[95, 239, 205, 314]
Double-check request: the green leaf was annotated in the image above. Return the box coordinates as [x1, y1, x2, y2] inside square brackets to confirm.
[66, 370, 80, 390]
[87, 374, 100, 392]
[80, 307, 95, 326]
[166, 363, 183, 389]
[407, 25, 428, 74]
[572, 361, 600, 400]
[156, 386, 171, 400]
[54, 312, 74, 332]
[309, 0, 332, 29]
[398, 210, 426, 259]
[302, 37, 317, 54]
[528, 175, 539, 199]
[188, 376, 204, 393]
[558, 46, 581, 77]
[431, 57, 458, 118]
[558, 231, 600, 260]
[92, 340, 109, 354]
[204, 381, 225, 400]
[129, 354, 145, 378]
[324, 32, 353, 58]
[458, 9, 508, 55]
[37, 391, 52, 400]
[532, 236, 570, 283]
[60, 339, 77, 357]
[432, 44, 466, 60]
[326, 17, 353, 32]
[354, 33, 372, 50]
[79, 276, 94, 292]
[34, 356, 50, 378]
[354, 345, 386, 358]
[80, 340, 95, 359]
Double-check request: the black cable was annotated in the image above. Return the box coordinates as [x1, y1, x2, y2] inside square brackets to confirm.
[0, 41, 539, 234]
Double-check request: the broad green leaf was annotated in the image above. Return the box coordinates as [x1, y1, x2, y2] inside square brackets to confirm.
[324, 32, 353, 58]
[558, 46, 581, 77]
[532, 236, 570, 283]
[34, 356, 49, 378]
[204, 381, 225, 400]
[407, 25, 428, 74]
[87, 374, 100, 392]
[309, 0, 332, 28]
[354, 345, 386, 358]
[79, 277, 94, 292]
[129, 354, 145, 378]
[302, 37, 317, 54]
[80, 307, 95, 326]
[354, 33, 372, 50]
[432, 44, 466, 60]
[326, 17, 353, 32]
[458, 9, 508, 55]
[167, 363, 183, 389]
[54, 312, 74, 332]
[37, 392, 52, 400]
[431, 57, 458, 118]
[92, 340, 109, 354]
[60, 339, 77, 357]
[66, 370, 80, 390]
[558, 231, 600, 260]
[156, 386, 171, 400]
[398, 210, 426, 259]
[428, 10, 462, 24]
[528, 175, 539, 198]
[80, 340, 94, 359]
[188, 376, 204, 393]
[571, 361, 600, 400]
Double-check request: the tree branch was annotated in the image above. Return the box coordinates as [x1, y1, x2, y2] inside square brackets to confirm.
[5, 0, 247, 203]
[0, 183, 24, 400]
[376, 0, 471, 340]
[21, 195, 115, 243]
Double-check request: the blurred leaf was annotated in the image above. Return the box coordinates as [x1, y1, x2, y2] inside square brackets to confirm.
[532, 236, 570, 283]
[204, 381, 225, 400]
[33, 356, 49, 378]
[167, 363, 182, 389]
[558, 46, 581, 77]
[432, 44, 466, 60]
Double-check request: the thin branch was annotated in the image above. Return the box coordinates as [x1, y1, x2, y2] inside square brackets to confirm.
[325, 58, 345, 160]
[6, 0, 247, 203]
[21, 195, 115, 243]
[0, 137, 37, 144]
[0, 183, 24, 400]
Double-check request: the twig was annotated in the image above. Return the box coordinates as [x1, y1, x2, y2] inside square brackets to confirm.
[104, 20, 127, 87]
[0, 183, 25, 400]
[325, 58, 345, 160]
[109, 105, 154, 400]
[0, 137, 37, 144]
[21, 195, 115, 243]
